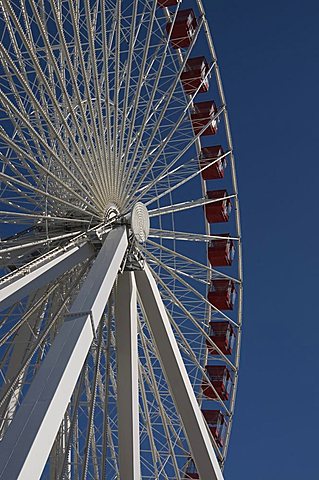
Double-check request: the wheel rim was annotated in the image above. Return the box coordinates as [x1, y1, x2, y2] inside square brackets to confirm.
[0, 1, 242, 478]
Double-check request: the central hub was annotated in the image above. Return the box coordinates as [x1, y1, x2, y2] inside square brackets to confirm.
[105, 204, 120, 223]
[131, 202, 150, 243]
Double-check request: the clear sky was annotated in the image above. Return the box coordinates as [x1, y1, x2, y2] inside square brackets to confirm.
[206, 1, 319, 478]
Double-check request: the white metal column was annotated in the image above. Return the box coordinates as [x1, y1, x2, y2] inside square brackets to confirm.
[0, 226, 128, 480]
[115, 271, 140, 480]
[0, 241, 94, 311]
[135, 264, 224, 480]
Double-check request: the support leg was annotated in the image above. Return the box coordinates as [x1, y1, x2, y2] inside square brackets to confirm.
[0, 287, 48, 437]
[135, 264, 224, 480]
[0, 241, 94, 312]
[115, 271, 140, 480]
[0, 226, 128, 480]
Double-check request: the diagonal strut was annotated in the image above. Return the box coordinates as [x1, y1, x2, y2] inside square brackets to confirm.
[135, 264, 224, 480]
[0, 226, 128, 480]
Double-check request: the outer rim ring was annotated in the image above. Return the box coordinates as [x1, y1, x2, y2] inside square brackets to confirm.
[195, 0, 243, 462]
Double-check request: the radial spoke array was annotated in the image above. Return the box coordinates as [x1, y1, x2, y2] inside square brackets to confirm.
[0, 1, 242, 479]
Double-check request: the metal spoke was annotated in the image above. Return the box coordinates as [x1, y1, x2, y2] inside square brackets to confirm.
[135, 265, 223, 480]
[144, 150, 231, 208]
[148, 194, 236, 218]
[137, 314, 181, 480]
[0, 1, 242, 477]
[142, 246, 239, 328]
[81, 323, 104, 480]
[146, 238, 241, 284]
[126, 107, 226, 210]
[113, 1, 161, 193]
[149, 228, 240, 243]
[146, 263, 237, 373]
[118, 4, 183, 201]
[0, 226, 128, 479]
[119, 17, 205, 204]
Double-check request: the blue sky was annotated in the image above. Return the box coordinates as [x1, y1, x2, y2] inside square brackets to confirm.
[205, 1, 319, 478]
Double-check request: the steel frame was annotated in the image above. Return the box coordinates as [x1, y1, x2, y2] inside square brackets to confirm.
[135, 264, 223, 480]
[0, 0, 243, 476]
[0, 242, 94, 312]
[0, 226, 225, 479]
[0, 226, 128, 480]
[115, 271, 140, 480]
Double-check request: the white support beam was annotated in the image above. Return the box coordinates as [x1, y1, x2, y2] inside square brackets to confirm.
[0, 241, 94, 312]
[0, 287, 48, 437]
[0, 226, 128, 480]
[135, 264, 224, 480]
[115, 271, 140, 480]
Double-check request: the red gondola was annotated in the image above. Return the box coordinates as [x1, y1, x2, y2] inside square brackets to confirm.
[166, 9, 198, 49]
[208, 279, 236, 311]
[202, 410, 226, 447]
[201, 365, 232, 400]
[181, 57, 210, 94]
[205, 189, 231, 223]
[191, 101, 218, 136]
[157, 0, 180, 7]
[206, 321, 235, 355]
[200, 145, 226, 180]
[208, 235, 234, 266]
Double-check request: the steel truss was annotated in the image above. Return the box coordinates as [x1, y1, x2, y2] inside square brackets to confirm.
[0, 0, 243, 478]
[0, 227, 223, 480]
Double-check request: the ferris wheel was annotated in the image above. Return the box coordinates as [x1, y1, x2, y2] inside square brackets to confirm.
[0, 0, 243, 479]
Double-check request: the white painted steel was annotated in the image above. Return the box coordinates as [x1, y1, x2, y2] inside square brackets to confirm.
[115, 271, 140, 480]
[0, 242, 94, 312]
[0, 0, 243, 474]
[118, 3, 183, 204]
[195, 0, 244, 457]
[0, 231, 81, 254]
[148, 194, 236, 218]
[149, 229, 239, 243]
[144, 246, 238, 328]
[0, 226, 128, 480]
[0, 287, 49, 437]
[130, 202, 150, 243]
[144, 149, 230, 208]
[146, 263, 236, 375]
[147, 237, 240, 284]
[135, 264, 224, 480]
